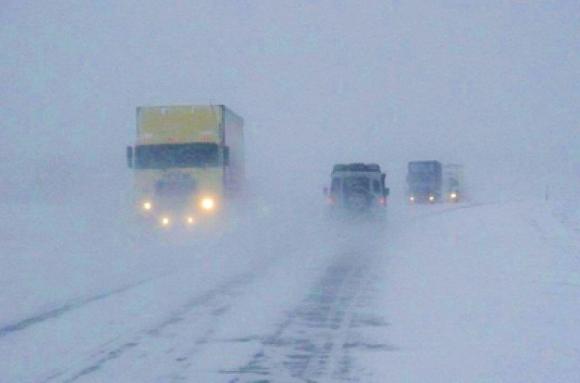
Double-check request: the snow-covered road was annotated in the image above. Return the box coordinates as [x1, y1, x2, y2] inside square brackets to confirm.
[1, 199, 579, 382]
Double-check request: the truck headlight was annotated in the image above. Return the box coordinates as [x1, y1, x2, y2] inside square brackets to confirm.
[200, 197, 216, 211]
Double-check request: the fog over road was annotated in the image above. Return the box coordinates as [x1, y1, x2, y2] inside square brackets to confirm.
[1, 1, 579, 382]
[2, 199, 579, 382]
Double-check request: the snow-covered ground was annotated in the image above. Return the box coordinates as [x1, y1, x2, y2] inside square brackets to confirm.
[1, 196, 579, 382]
[3, 1, 578, 381]
[369, 201, 580, 382]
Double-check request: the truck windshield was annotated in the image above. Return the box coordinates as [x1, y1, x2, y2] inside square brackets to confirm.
[409, 162, 436, 172]
[408, 173, 437, 184]
[135, 143, 219, 169]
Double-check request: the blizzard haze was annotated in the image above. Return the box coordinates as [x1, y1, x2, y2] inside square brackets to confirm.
[1, 1, 580, 382]
[2, 0, 579, 203]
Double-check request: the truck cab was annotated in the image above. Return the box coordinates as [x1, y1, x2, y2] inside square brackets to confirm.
[406, 160, 442, 203]
[325, 163, 389, 217]
[126, 105, 244, 229]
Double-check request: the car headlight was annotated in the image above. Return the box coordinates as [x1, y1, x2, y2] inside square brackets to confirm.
[409, 196, 415, 202]
[160, 216, 171, 226]
[429, 195, 435, 202]
[450, 192, 457, 199]
[186, 216, 195, 225]
[200, 197, 216, 211]
[142, 201, 153, 211]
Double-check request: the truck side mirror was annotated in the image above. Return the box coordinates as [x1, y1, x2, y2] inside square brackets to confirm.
[126, 146, 133, 168]
[223, 147, 230, 166]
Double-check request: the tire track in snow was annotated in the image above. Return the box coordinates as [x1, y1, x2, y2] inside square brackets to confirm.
[43, 272, 255, 383]
[223, 253, 393, 382]
[0, 276, 159, 339]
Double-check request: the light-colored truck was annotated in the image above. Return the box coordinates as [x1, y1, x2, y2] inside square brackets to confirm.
[443, 164, 464, 202]
[126, 105, 244, 228]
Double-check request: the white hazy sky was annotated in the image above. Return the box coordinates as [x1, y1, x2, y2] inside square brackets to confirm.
[1, 0, 579, 201]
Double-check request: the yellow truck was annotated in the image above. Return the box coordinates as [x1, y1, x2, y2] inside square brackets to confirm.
[126, 105, 244, 228]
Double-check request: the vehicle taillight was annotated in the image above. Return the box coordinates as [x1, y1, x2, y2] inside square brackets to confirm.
[378, 197, 386, 206]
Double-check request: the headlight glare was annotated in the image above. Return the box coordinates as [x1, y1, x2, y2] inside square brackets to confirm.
[200, 197, 216, 211]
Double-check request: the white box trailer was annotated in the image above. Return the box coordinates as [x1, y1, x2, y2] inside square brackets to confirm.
[443, 164, 464, 202]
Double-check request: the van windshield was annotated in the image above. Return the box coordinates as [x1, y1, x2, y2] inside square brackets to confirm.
[343, 176, 370, 193]
[135, 143, 219, 169]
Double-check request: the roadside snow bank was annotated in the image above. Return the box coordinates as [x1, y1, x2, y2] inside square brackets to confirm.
[366, 200, 580, 382]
